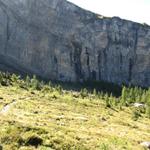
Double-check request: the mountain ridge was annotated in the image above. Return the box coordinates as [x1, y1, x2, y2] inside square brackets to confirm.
[0, 0, 150, 86]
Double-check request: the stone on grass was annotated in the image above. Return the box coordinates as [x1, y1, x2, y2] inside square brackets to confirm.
[140, 141, 150, 149]
[133, 103, 145, 108]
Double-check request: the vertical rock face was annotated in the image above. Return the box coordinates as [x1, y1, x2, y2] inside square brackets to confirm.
[0, 0, 150, 86]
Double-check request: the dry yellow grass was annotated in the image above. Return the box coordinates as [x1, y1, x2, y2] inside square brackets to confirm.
[0, 85, 150, 150]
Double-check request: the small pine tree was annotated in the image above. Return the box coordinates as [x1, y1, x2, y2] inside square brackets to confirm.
[11, 74, 19, 83]
[31, 75, 39, 90]
[56, 85, 63, 95]
[134, 87, 139, 101]
[139, 89, 143, 102]
[147, 89, 150, 102]
[129, 88, 135, 103]
[24, 75, 31, 89]
[48, 81, 52, 87]
[48, 82, 53, 92]
[93, 88, 97, 96]
[146, 105, 150, 118]
[121, 86, 127, 106]
[105, 94, 111, 108]
[99, 92, 104, 99]
[39, 81, 45, 89]
[42, 84, 51, 93]
[132, 108, 141, 121]
[80, 88, 88, 98]
[0, 72, 2, 86]
[141, 93, 146, 103]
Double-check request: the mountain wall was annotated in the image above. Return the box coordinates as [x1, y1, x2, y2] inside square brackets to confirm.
[0, 0, 150, 86]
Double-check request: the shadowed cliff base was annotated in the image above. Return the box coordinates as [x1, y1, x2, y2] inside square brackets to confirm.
[0, 70, 148, 99]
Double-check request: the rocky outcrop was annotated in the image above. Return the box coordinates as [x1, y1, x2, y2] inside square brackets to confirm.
[0, 0, 150, 86]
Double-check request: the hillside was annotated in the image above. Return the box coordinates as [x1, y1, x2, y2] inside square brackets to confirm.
[0, 72, 150, 150]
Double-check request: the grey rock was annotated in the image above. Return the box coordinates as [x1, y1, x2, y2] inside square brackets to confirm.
[133, 103, 145, 108]
[140, 141, 150, 149]
[75, 116, 88, 121]
[0, 0, 150, 86]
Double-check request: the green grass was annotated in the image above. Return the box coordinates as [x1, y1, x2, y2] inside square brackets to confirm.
[0, 73, 149, 150]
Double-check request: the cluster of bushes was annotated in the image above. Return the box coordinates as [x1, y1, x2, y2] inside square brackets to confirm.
[0, 72, 39, 89]
[0, 72, 45, 91]
[101, 86, 150, 119]
[0, 72, 64, 95]
[79, 85, 150, 119]
[0, 72, 13, 86]
[120, 86, 150, 119]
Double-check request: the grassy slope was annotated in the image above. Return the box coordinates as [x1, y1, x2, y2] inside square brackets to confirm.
[0, 84, 150, 150]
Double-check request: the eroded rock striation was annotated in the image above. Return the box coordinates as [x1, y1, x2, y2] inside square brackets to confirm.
[0, 0, 150, 86]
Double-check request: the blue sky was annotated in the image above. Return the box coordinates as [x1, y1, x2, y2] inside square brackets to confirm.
[68, 0, 150, 24]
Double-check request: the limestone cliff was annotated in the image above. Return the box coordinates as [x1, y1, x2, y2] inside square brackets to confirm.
[0, 0, 150, 86]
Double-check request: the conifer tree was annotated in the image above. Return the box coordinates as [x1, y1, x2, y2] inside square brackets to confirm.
[25, 75, 31, 88]
[93, 88, 97, 96]
[121, 86, 127, 106]
[31, 75, 39, 90]
[105, 94, 111, 108]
